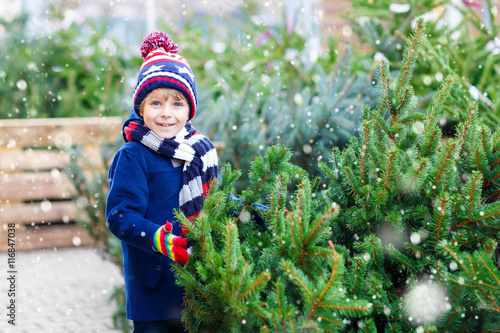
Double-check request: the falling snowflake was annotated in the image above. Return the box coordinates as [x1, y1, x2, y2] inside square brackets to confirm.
[239, 210, 251, 224]
[406, 283, 447, 324]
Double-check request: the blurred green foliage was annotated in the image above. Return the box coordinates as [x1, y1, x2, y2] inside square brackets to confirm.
[0, 13, 131, 118]
[344, 0, 500, 127]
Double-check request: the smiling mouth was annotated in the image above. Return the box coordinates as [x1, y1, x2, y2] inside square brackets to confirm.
[157, 122, 175, 127]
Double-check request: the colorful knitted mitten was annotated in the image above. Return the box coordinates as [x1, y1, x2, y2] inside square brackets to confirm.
[152, 222, 189, 264]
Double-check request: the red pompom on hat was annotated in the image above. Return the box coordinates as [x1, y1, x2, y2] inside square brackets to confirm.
[140, 31, 180, 58]
[133, 31, 197, 120]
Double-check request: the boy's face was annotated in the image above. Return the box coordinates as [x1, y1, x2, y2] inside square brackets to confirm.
[140, 89, 190, 139]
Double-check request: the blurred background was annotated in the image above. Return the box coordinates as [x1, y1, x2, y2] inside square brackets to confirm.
[1, 0, 499, 332]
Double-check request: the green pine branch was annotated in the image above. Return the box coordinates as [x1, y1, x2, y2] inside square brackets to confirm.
[439, 241, 500, 330]
[396, 19, 424, 96]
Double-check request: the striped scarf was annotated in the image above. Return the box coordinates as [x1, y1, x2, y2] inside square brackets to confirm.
[124, 120, 218, 227]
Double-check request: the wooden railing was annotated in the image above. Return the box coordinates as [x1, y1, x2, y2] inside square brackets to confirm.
[0, 117, 123, 251]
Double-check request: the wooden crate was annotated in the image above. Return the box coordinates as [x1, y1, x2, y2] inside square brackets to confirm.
[0, 117, 123, 251]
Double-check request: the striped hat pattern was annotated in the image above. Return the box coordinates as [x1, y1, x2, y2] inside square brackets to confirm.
[133, 31, 197, 120]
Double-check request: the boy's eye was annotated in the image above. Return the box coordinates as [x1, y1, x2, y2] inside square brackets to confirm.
[174, 102, 183, 107]
[151, 100, 161, 106]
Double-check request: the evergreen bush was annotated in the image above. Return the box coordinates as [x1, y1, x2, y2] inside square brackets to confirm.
[0, 12, 132, 119]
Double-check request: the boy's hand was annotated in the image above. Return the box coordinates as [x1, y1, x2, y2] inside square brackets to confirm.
[152, 221, 189, 264]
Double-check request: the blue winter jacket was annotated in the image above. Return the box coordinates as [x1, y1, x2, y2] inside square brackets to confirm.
[106, 139, 185, 321]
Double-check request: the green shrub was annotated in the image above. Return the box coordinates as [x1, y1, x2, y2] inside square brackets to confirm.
[0, 13, 132, 118]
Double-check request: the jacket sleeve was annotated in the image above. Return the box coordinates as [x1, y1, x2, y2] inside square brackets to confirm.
[106, 148, 159, 254]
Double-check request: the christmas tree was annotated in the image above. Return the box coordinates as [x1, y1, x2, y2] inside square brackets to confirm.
[319, 18, 500, 332]
[174, 19, 500, 332]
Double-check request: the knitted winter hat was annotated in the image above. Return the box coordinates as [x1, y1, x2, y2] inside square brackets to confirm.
[133, 31, 197, 120]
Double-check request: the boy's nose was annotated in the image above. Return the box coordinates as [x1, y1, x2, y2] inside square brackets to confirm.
[160, 107, 172, 117]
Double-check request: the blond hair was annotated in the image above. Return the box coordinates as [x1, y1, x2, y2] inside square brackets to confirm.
[139, 88, 186, 116]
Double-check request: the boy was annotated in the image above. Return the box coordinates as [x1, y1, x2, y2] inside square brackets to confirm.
[106, 31, 218, 333]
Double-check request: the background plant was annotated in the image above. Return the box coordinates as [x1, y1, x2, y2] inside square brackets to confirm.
[0, 11, 132, 119]
[344, 0, 500, 127]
